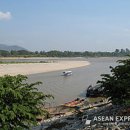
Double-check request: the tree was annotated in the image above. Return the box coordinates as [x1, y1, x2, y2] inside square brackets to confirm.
[126, 48, 130, 55]
[17, 50, 30, 55]
[0, 50, 10, 57]
[0, 75, 53, 130]
[120, 49, 126, 55]
[115, 49, 120, 53]
[98, 58, 130, 105]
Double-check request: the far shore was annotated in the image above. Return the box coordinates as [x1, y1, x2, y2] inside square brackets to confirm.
[0, 60, 90, 76]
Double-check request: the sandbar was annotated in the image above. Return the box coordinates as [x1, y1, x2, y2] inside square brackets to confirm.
[0, 60, 90, 76]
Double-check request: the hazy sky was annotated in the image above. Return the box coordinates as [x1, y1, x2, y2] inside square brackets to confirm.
[0, 0, 130, 51]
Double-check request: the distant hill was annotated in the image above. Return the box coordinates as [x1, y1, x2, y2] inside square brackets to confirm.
[0, 44, 26, 51]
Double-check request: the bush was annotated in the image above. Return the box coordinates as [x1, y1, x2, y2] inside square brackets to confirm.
[0, 74, 53, 129]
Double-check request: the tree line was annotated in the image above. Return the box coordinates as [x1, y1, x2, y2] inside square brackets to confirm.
[0, 48, 130, 57]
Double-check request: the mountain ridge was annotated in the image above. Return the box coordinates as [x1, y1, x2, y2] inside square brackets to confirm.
[0, 44, 26, 51]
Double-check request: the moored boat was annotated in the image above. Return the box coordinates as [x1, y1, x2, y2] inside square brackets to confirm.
[64, 98, 84, 107]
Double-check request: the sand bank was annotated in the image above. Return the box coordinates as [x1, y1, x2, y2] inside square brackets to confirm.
[0, 61, 90, 76]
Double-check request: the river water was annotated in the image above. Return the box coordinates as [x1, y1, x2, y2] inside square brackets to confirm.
[27, 57, 124, 106]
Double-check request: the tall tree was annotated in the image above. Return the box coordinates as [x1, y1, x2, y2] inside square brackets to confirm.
[0, 75, 53, 130]
[115, 49, 120, 53]
[98, 58, 130, 105]
[126, 48, 130, 55]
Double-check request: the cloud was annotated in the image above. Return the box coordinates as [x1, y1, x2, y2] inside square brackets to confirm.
[0, 11, 12, 20]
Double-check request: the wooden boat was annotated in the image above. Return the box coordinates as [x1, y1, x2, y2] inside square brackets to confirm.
[64, 98, 84, 107]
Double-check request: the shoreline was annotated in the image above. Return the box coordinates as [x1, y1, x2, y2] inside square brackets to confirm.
[0, 60, 90, 76]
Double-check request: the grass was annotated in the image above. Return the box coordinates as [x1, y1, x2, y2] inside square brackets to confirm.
[0, 61, 53, 64]
[87, 97, 105, 104]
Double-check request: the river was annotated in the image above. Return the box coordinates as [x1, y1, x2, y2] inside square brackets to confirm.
[27, 57, 124, 106]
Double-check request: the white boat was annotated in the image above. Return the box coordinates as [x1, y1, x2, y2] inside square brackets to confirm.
[63, 71, 72, 76]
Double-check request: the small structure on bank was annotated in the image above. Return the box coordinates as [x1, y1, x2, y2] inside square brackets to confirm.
[86, 84, 104, 97]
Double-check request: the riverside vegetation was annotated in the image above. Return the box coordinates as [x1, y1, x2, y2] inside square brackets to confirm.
[0, 75, 53, 130]
[0, 48, 130, 57]
[98, 58, 130, 105]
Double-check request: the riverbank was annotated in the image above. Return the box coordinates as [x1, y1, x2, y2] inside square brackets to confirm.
[35, 98, 130, 130]
[0, 60, 90, 76]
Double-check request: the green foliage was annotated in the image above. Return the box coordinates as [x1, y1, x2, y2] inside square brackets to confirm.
[0, 48, 130, 57]
[0, 75, 53, 130]
[0, 50, 10, 57]
[98, 58, 130, 105]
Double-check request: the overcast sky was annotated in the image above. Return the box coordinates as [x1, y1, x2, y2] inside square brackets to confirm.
[0, 0, 130, 52]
